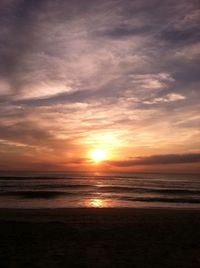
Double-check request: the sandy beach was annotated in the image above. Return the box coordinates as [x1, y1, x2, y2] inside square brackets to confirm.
[0, 208, 200, 268]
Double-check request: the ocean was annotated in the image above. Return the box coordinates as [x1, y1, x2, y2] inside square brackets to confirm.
[0, 173, 200, 209]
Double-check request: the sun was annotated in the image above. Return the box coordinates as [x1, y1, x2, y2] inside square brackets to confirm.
[90, 149, 106, 163]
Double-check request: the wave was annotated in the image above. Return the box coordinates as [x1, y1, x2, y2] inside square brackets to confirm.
[122, 197, 200, 204]
[96, 186, 200, 195]
[0, 184, 97, 190]
[0, 191, 72, 199]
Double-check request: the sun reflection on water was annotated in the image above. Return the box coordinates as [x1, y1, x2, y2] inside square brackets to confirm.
[89, 198, 105, 208]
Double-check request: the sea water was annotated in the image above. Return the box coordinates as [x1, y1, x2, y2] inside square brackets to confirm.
[0, 172, 200, 209]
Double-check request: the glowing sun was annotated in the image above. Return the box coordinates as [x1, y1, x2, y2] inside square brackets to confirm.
[90, 149, 106, 163]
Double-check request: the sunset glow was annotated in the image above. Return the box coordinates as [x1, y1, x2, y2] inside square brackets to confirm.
[0, 0, 199, 174]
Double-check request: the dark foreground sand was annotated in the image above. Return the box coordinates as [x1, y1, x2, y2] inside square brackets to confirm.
[0, 208, 200, 268]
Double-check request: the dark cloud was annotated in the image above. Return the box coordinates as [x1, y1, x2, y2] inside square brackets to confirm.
[0, 121, 52, 146]
[13, 89, 94, 106]
[160, 28, 200, 44]
[109, 154, 200, 167]
[0, 0, 199, 101]
[102, 25, 152, 38]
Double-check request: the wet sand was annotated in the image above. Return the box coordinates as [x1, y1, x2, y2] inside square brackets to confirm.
[0, 208, 200, 268]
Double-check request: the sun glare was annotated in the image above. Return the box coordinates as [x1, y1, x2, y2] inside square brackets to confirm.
[90, 149, 106, 163]
[89, 199, 104, 208]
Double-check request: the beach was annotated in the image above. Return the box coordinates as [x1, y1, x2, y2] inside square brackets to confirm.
[0, 208, 200, 268]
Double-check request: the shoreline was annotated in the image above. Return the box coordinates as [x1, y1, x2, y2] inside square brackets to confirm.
[0, 207, 200, 222]
[1, 208, 200, 267]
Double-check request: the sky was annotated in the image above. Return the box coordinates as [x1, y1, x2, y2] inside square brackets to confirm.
[0, 0, 199, 173]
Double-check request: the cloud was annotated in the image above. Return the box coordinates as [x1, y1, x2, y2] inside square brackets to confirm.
[144, 93, 186, 104]
[0, 121, 52, 147]
[0, 0, 199, 171]
[109, 153, 200, 167]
